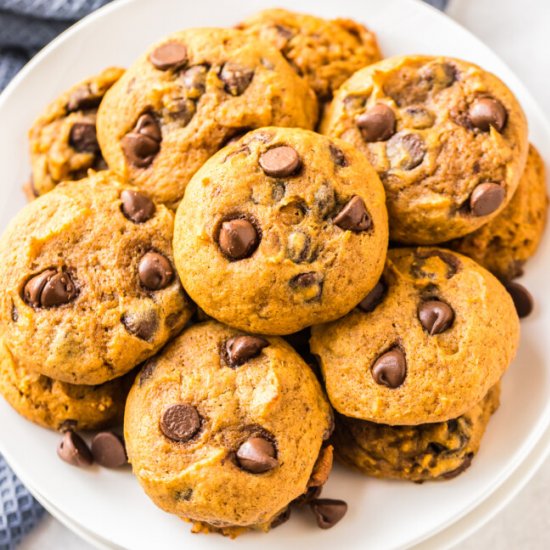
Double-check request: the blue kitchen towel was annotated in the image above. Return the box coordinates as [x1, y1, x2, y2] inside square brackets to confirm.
[0, 0, 448, 547]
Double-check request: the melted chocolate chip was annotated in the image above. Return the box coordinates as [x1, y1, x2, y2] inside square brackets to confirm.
[236, 436, 278, 473]
[66, 86, 102, 112]
[358, 280, 386, 312]
[356, 104, 396, 142]
[418, 300, 455, 334]
[289, 272, 323, 302]
[149, 42, 188, 70]
[371, 348, 407, 388]
[23, 269, 77, 308]
[386, 133, 426, 170]
[121, 310, 158, 341]
[333, 196, 371, 232]
[160, 404, 201, 442]
[220, 63, 254, 96]
[225, 335, 269, 367]
[138, 359, 157, 386]
[259, 145, 301, 178]
[468, 97, 507, 132]
[182, 65, 208, 96]
[69, 122, 99, 153]
[138, 252, 174, 290]
[57, 430, 93, 467]
[91, 432, 127, 468]
[287, 231, 314, 263]
[440, 452, 474, 480]
[469, 182, 505, 216]
[218, 218, 259, 260]
[120, 190, 155, 223]
[329, 144, 348, 167]
[310, 499, 348, 529]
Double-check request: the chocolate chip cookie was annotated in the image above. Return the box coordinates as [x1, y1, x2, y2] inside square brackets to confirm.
[321, 55, 529, 243]
[310, 248, 519, 425]
[97, 28, 318, 208]
[333, 384, 500, 482]
[28, 67, 124, 198]
[173, 127, 388, 335]
[449, 144, 548, 280]
[237, 8, 381, 102]
[0, 338, 134, 431]
[0, 171, 193, 385]
[124, 321, 333, 535]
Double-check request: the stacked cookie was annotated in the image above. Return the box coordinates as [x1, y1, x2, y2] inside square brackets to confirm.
[0, 6, 547, 539]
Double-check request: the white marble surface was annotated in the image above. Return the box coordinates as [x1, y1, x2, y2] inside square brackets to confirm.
[17, 0, 550, 548]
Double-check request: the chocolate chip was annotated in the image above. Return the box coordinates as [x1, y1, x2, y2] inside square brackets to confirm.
[225, 335, 269, 367]
[294, 485, 323, 506]
[218, 218, 259, 260]
[91, 432, 127, 468]
[167, 98, 196, 126]
[160, 404, 201, 442]
[259, 146, 301, 177]
[139, 359, 157, 386]
[287, 231, 313, 263]
[329, 144, 348, 167]
[310, 499, 348, 529]
[220, 62, 254, 96]
[333, 196, 371, 232]
[418, 300, 455, 334]
[403, 106, 435, 129]
[468, 97, 507, 132]
[66, 86, 101, 112]
[505, 281, 534, 318]
[23, 269, 77, 308]
[356, 104, 395, 142]
[11, 303, 18, 322]
[149, 42, 188, 70]
[121, 310, 158, 341]
[69, 122, 99, 153]
[271, 508, 291, 528]
[121, 113, 161, 168]
[386, 133, 426, 170]
[182, 65, 208, 97]
[469, 182, 505, 216]
[421, 62, 457, 89]
[57, 430, 93, 467]
[120, 190, 155, 223]
[371, 348, 407, 388]
[358, 280, 386, 312]
[138, 252, 174, 290]
[236, 437, 278, 473]
[314, 183, 336, 219]
[440, 452, 474, 480]
[289, 272, 323, 302]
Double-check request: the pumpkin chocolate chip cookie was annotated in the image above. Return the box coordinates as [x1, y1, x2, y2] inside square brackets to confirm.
[0, 171, 193, 385]
[321, 55, 529, 243]
[173, 127, 388, 335]
[449, 144, 548, 280]
[310, 248, 519, 425]
[333, 384, 500, 482]
[237, 8, 381, 102]
[28, 67, 124, 198]
[0, 339, 134, 431]
[124, 321, 333, 535]
[97, 28, 318, 208]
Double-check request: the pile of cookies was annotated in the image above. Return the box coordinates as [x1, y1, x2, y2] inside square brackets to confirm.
[0, 6, 547, 537]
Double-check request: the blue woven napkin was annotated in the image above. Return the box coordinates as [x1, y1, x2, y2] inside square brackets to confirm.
[0, 0, 448, 547]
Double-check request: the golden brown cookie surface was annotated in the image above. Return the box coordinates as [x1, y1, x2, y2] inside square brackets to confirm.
[449, 144, 548, 280]
[311, 248, 519, 425]
[124, 321, 332, 533]
[97, 28, 318, 208]
[28, 67, 123, 197]
[238, 8, 381, 102]
[173, 127, 388, 335]
[333, 384, 500, 482]
[321, 55, 529, 243]
[0, 339, 134, 431]
[0, 171, 193, 385]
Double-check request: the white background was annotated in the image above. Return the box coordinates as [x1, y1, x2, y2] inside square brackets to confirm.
[16, 0, 550, 548]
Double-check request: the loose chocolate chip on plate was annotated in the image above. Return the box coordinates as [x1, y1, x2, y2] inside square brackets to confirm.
[24, 269, 77, 308]
[358, 280, 386, 313]
[505, 281, 534, 318]
[310, 499, 348, 529]
[120, 190, 155, 223]
[329, 143, 348, 167]
[469, 182, 505, 216]
[218, 218, 259, 260]
[138, 252, 174, 290]
[220, 62, 254, 96]
[57, 430, 93, 467]
[236, 436, 278, 473]
[468, 97, 507, 132]
[121, 113, 162, 168]
[386, 132, 426, 170]
[356, 104, 395, 142]
[333, 196, 371, 232]
[225, 335, 269, 367]
[259, 146, 301, 178]
[149, 42, 188, 70]
[69, 122, 99, 153]
[160, 404, 201, 442]
[371, 348, 407, 388]
[91, 432, 127, 468]
[418, 300, 455, 334]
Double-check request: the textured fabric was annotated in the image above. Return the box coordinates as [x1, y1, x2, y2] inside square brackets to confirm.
[0, 0, 449, 547]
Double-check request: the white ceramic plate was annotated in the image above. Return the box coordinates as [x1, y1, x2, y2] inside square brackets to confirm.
[1, 0, 549, 549]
